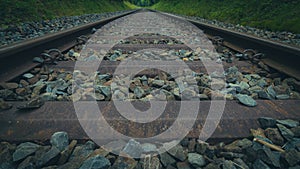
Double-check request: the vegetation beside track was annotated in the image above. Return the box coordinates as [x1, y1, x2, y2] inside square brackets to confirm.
[1, 0, 299, 34]
[127, 0, 159, 7]
[151, 0, 300, 33]
[0, 0, 130, 29]
[124, 1, 141, 9]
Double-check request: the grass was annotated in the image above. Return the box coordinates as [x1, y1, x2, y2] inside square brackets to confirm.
[2, 0, 299, 33]
[124, 1, 140, 9]
[151, 0, 300, 33]
[0, 0, 131, 29]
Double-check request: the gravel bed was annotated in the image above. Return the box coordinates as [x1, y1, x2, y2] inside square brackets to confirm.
[1, 32, 300, 109]
[0, 10, 132, 47]
[174, 14, 300, 47]
[1, 49, 300, 109]
[118, 33, 184, 45]
[0, 117, 299, 169]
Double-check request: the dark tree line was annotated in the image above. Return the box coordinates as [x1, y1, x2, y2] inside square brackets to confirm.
[128, 0, 159, 6]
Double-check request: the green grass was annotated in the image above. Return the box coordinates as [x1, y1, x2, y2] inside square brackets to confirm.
[151, 0, 300, 33]
[124, 1, 140, 9]
[0, 0, 130, 28]
[2, 0, 299, 33]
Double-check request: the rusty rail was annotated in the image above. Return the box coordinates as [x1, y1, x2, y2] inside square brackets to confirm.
[0, 10, 140, 82]
[158, 11, 300, 80]
[0, 100, 299, 143]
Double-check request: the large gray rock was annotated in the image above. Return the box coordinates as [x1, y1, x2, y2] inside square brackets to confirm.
[57, 140, 77, 165]
[267, 86, 276, 98]
[277, 119, 299, 128]
[248, 86, 263, 93]
[239, 81, 250, 90]
[258, 91, 271, 100]
[277, 124, 294, 141]
[122, 139, 143, 158]
[257, 146, 280, 168]
[13, 142, 40, 162]
[134, 87, 145, 99]
[69, 141, 96, 162]
[223, 140, 244, 153]
[187, 153, 206, 168]
[141, 143, 157, 153]
[159, 152, 176, 167]
[104, 140, 126, 155]
[236, 94, 257, 107]
[152, 80, 164, 87]
[258, 117, 277, 129]
[98, 86, 111, 97]
[276, 94, 290, 100]
[257, 79, 267, 88]
[50, 132, 69, 151]
[181, 88, 197, 100]
[166, 144, 187, 161]
[79, 155, 110, 169]
[36, 146, 61, 167]
[17, 146, 54, 169]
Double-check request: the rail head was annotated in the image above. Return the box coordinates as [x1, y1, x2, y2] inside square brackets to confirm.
[153, 10, 300, 80]
[0, 10, 140, 59]
[0, 9, 141, 81]
[156, 10, 300, 56]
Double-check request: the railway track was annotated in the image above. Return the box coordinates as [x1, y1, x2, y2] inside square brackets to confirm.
[0, 9, 300, 168]
[163, 12, 300, 81]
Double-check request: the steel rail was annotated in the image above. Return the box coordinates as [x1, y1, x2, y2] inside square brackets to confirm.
[0, 9, 140, 82]
[0, 100, 299, 143]
[157, 11, 300, 80]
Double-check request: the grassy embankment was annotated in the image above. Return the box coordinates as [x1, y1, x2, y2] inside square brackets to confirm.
[151, 0, 300, 33]
[124, 1, 140, 9]
[0, 0, 132, 28]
